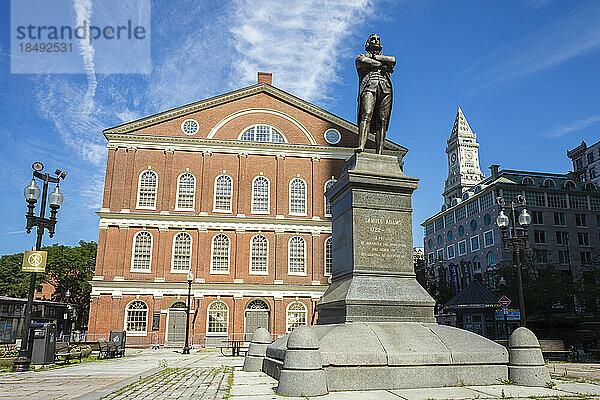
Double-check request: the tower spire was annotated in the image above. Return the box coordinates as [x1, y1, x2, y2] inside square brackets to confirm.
[443, 107, 485, 205]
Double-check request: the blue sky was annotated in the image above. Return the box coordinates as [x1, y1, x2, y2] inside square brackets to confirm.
[1, 0, 599, 255]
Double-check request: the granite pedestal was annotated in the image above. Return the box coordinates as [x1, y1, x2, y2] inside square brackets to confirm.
[263, 153, 510, 394]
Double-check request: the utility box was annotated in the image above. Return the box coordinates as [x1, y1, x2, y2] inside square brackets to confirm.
[31, 322, 57, 364]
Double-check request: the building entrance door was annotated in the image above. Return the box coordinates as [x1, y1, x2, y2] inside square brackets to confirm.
[244, 299, 270, 340]
[167, 302, 187, 344]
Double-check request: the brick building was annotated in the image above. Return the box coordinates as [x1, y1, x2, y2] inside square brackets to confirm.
[87, 73, 407, 346]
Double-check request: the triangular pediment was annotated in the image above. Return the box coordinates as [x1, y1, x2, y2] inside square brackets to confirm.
[103, 83, 407, 153]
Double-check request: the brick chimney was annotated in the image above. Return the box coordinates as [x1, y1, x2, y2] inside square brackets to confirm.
[258, 72, 272, 85]
[489, 164, 500, 179]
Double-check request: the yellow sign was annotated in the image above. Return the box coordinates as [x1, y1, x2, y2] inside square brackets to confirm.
[22, 251, 47, 272]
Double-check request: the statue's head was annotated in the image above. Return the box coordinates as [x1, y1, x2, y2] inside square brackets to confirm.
[365, 34, 382, 54]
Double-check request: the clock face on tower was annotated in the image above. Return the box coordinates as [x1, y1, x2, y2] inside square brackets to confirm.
[466, 151, 473, 160]
[451, 153, 457, 163]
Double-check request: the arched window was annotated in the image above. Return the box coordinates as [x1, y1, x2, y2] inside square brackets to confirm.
[250, 234, 268, 274]
[286, 301, 307, 332]
[125, 300, 148, 334]
[543, 178, 556, 187]
[207, 301, 228, 334]
[324, 180, 336, 216]
[522, 177, 534, 186]
[473, 256, 481, 273]
[137, 170, 157, 208]
[564, 180, 576, 189]
[131, 231, 152, 272]
[211, 234, 230, 274]
[251, 176, 270, 213]
[289, 178, 307, 215]
[585, 182, 597, 190]
[486, 251, 496, 266]
[172, 232, 192, 271]
[324, 237, 333, 276]
[214, 174, 233, 212]
[288, 236, 306, 275]
[176, 172, 196, 209]
[240, 124, 286, 143]
[462, 192, 470, 200]
[246, 299, 269, 311]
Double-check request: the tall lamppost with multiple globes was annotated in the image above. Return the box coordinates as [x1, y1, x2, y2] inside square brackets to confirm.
[182, 269, 194, 354]
[13, 162, 66, 371]
[496, 194, 532, 328]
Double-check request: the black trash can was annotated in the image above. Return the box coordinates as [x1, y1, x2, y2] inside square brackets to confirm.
[109, 330, 126, 356]
[31, 322, 57, 364]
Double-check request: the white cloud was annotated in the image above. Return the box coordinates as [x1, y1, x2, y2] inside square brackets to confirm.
[229, 0, 374, 103]
[469, 2, 600, 89]
[545, 113, 600, 138]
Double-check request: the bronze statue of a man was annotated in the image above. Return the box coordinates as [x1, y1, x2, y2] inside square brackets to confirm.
[356, 34, 396, 154]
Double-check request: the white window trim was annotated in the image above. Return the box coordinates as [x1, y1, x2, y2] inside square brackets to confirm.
[324, 236, 333, 276]
[206, 300, 229, 336]
[288, 236, 307, 276]
[483, 229, 494, 248]
[210, 233, 231, 275]
[181, 118, 199, 135]
[237, 123, 289, 143]
[289, 177, 308, 216]
[436, 248, 444, 260]
[136, 170, 158, 210]
[249, 234, 269, 275]
[470, 235, 480, 252]
[174, 172, 196, 211]
[286, 301, 307, 333]
[324, 179, 336, 217]
[130, 230, 153, 273]
[170, 231, 193, 274]
[213, 174, 233, 213]
[124, 300, 148, 336]
[446, 244, 455, 259]
[458, 240, 467, 256]
[251, 176, 270, 215]
[324, 128, 341, 145]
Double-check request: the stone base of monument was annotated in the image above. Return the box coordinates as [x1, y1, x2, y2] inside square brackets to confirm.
[264, 322, 508, 392]
[261, 152, 516, 395]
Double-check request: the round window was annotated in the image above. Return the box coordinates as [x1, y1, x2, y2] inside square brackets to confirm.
[437, 235, 443, 245]
[324, 129, 341, 145]
[428, 239, 432, 249]
[181, 119, 199, 135]
[470, 219, 478, 231]
[484, 214, 491, 226]
[458, 225, 464, 236]
[447, 231, 453, 241]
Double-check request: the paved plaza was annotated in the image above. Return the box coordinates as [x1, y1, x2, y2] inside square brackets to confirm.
[0, 348, 599, 399]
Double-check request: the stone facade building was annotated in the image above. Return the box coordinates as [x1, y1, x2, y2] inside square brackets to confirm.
[568, 140, 600, 185]
[421, 109, 600, 334]
[87, 73, 406, 346]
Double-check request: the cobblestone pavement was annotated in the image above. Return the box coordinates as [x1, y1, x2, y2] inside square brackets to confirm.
[547, 362, 600, 381]
[0, 348, 243, 400]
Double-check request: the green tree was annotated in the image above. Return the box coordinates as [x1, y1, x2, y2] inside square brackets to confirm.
[0, 252, 29, 297]
[0, 241, 97, 328]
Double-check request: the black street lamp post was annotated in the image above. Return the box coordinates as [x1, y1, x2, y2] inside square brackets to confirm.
[13, 162, 66, 372]
[182, 270, 194, 354]
[496, 194, 532, 328]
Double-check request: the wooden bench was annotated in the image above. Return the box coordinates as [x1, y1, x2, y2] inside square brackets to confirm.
[539, 340, 572, 361]
[98, 341, 117, 359]
[54, 342, 82, 364]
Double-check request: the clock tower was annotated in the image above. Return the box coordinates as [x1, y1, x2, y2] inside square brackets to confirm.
[443, 107, 485, 205]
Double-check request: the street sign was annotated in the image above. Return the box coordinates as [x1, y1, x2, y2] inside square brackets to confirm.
[22, 250, 47, 272]
[498, 295, 511, 308]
